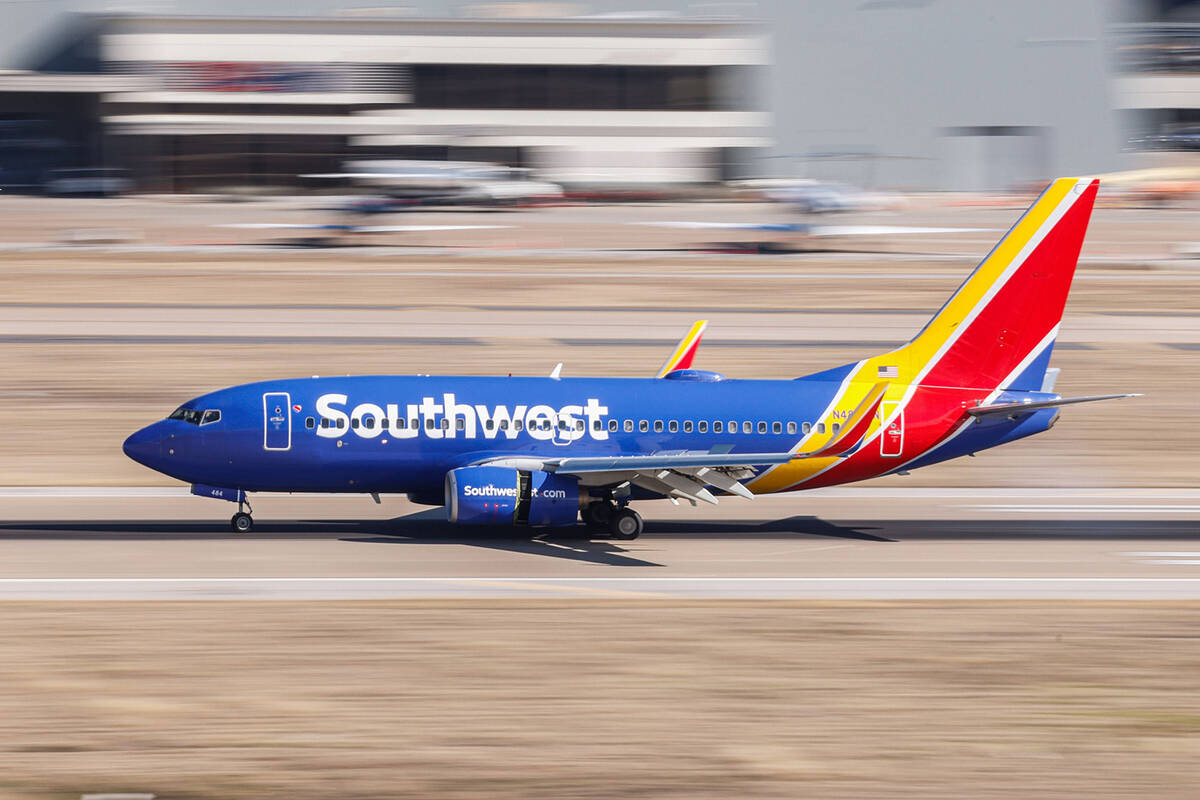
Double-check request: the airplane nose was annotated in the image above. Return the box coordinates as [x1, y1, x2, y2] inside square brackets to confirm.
[122, 424, 163, 468]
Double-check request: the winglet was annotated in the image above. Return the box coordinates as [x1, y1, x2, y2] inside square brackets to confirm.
[798, 382, 889, 459]
[657, 320, 708, 378]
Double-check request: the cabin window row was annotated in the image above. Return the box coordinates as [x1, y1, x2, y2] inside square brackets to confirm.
[304, 415, 840, 436]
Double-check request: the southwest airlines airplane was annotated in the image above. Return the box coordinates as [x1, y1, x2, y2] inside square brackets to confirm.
[124, 177, 1132, 538]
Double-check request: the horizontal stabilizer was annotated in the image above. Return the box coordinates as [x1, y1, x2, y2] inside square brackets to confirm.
[967, 393, 1140, 418]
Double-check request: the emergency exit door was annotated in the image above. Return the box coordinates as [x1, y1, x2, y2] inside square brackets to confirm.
[263, 392, 291, 451]
[880, 401, 903, 458]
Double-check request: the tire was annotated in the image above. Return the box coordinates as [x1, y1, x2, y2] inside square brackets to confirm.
[231, 512, 253, 533]
[609, 508, 643, 540]
[585, 501, 615, 529]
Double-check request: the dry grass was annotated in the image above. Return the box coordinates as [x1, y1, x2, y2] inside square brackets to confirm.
[0, 601, 1199, 799]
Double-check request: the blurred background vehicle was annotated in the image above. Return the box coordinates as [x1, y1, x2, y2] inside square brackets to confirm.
[43, 166, 132, 197]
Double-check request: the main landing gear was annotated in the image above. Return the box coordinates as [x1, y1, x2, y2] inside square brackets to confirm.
[582, 500, 643, 540]
[230, 498, 254, 533]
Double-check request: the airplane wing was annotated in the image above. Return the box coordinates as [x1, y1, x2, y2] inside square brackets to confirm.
[656, 320, 707, 378]
[478, 390, 887, 505]
[480, 451, 794, 505]
[966, 393, 1140, 418]
[637, 222, 987, 237]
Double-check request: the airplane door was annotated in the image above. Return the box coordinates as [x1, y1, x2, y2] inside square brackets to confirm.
[263, 392, 291, 451]
[880, 401, 903, 458]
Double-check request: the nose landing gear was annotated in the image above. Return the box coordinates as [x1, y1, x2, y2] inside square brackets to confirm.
[230, 498, 254, 533]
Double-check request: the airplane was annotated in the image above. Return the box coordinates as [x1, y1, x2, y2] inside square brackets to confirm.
[124, 176, 1135, 539]
[304, 160, 565, 208]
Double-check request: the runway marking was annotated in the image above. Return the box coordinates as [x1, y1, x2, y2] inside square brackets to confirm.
[962, 504, 1200, 513]
[453, 578, 669, 599]
[1120, 552, 1200, 566]
[4, 576, 1200, 599]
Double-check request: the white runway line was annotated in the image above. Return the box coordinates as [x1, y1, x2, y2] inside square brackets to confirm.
[5, 576, 1200, 599]
[963, 504, 1200, 513]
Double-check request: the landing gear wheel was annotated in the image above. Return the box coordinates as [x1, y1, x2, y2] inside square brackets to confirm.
[231, 512, 253, 533]
[583, 501, 615, 529]
[609, 508, 643, 540]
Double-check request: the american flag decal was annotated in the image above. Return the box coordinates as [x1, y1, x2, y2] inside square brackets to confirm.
[877, 365, 898, 378]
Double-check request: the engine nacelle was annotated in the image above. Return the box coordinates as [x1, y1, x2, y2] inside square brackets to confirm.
[445, 466, 581, 527]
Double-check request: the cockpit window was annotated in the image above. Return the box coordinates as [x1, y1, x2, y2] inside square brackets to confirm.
[169, 407, 221, 426]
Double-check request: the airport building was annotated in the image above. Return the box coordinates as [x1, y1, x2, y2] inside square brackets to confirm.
[0, 0, 1198, 192]
[8, 12, 769, 191]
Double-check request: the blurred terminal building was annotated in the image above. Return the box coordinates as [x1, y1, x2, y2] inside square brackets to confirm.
[0, 0, 1197, 192]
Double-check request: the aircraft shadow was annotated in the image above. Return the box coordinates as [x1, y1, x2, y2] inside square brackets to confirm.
[0, 517, 1196, 569]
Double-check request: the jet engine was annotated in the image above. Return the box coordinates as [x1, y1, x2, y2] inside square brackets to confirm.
[445, 465, 581, 526]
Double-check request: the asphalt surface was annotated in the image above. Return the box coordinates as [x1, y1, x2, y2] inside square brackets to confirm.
[0, 489, 1197, 598]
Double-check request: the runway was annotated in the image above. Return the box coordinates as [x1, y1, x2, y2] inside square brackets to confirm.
[1, 488, 1197, 598]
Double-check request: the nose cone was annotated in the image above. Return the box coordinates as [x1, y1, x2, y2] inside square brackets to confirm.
[123, 423, 164, 470]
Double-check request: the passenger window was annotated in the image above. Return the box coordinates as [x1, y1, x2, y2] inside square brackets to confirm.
[305, 417, 315, 429]
[485, 420, 494, 430]
[410, 418, 419, 430]
[440, 419, 449, 430]
[380, 418, 389, 429]
[639, 420, 649, 432]
[654, 420, 664, 433]
[500, 420, 509, 430]
[594, 420, 603, 431]
[668, 421, 678, 433]
[425, 418, 434, 430]
[729, 421, 737, 433]
[698, 421, 708, 433]
[351, 418, 360, 430]
[787, 422, 796, 435]
[456, 419, 465, 431]
[363, 417, 374, 430]
[772, 422, 782, 434]
[514, 420, 523, 431]
[832, 423, 841, 434]
[625, 420, 634, 432]
[397, 418, 406, 429]
[337, 418, 345, 429]
[743, 421, 752, 434]
[758, 422, 767, 434]
[817, 423, 826, 434]
[608, 419, 618, 432]
[576, 420, 584, 431]
[320, 418, 330, 429]
[802, 422, 811, 435]
[714, 421, 723, 433]
[683, 421, 693, 433]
